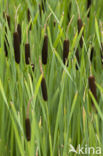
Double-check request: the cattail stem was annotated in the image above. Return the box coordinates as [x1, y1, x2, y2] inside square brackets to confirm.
[39, 57, 44, 76]
[15, 5, 20, 32]
[63, 39, 69, 65]
[66, 15, 74, 39]
[44, 13, 52, 34]
[13, 32, 20, 64]
[75, 0, 80, 18]
[42, 34, 48, 65]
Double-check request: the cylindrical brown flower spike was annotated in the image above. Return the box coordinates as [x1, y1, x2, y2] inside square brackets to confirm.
[90, 47, 94, 62]
[63, 39, 69, 64]
[87, 0, 91, 17]
[76, 48, 79, 70]
[88, 76, 97, 106]
[25, 118, 31, 141]
[25, 43, 30, 64]
[41, 77, 48, 101]
[27, 8, 32, 30]
[42, 35, 48, 65]
[17, 24, 21, 44]
[27, 8, 30, 22]
[77, 18, 83, 48]
[13, 32, 20, 64]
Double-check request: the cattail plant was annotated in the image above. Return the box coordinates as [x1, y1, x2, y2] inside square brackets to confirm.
[88, 75, 97, 106]
[17, 24, 21, 44]
[13, 32, 20, 64]
[63, 39, 69, 65]
[77, 18, 83, 48]
[25, 43, 30, 64]
[41, 77, 48, 101]
[25, 118, 31, 141]
[25, 96, 34, 141]
[27, 8, 32, 30]
[87, 0, 92, 17]
[76, 48, 79, 70]
[90, 47, 94, 62]
[39, 57, 48, 101]
[42, 34, 48, 65]
[3, 13, 10, 56]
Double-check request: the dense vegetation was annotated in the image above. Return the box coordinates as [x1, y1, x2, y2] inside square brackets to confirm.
[0, 0, 103, 155]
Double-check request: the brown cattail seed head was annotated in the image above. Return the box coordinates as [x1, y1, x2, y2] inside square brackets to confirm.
[41, 77, 48, 101]
[88, 76, 97, 105]
[77, 18, 83, 48]
[76, 48, 79, 70]
[42, 35, 48, 65]
[13, 32, 20, 64]
[63, 39, 69, 64]
[27, 8, 32, 30]
[25, 118, 31, 141]
[90, 47, 94, 62]
[25, 43, 30, 64]
[17, 24, 21, 44]
[27, 8, 30, 22]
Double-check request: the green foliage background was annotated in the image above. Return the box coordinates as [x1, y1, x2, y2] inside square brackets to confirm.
[0, 0, 103, 155]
